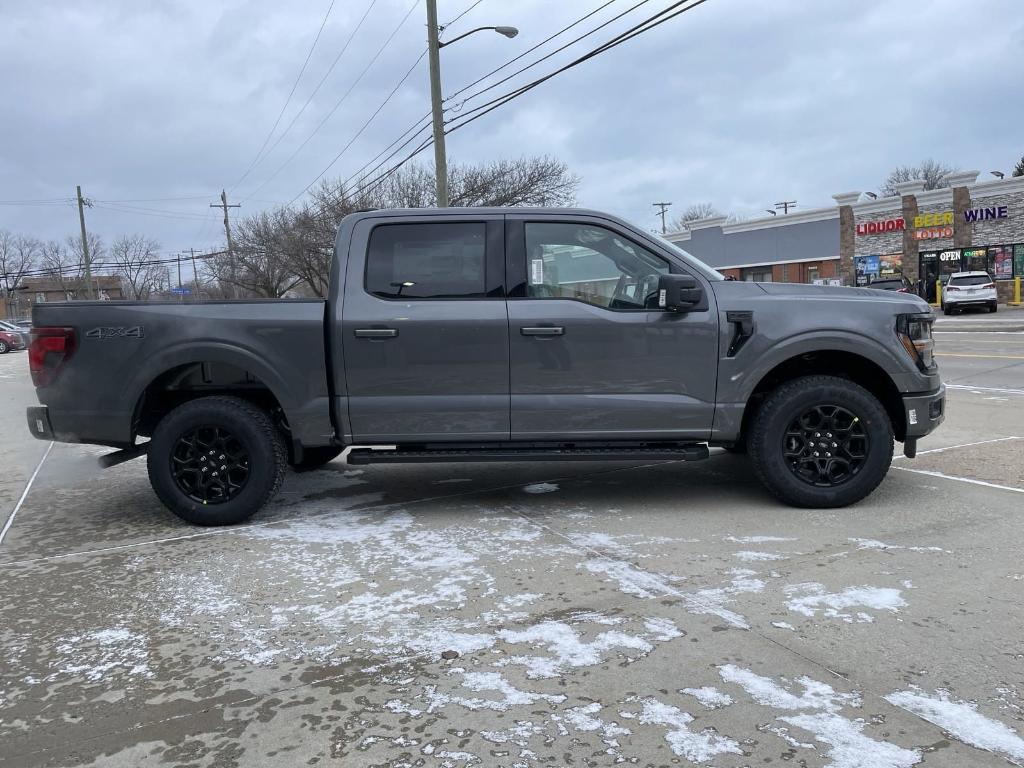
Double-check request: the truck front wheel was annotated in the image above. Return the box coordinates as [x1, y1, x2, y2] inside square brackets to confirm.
[148, 396, 287, 526]
[748, 375, 893, 508]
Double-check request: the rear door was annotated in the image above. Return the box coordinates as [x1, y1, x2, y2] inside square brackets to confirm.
[340, 214, 508, 442]
[506, 215, 719, 441]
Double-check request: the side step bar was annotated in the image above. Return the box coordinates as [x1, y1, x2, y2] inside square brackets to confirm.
[347, 444, 710, 465]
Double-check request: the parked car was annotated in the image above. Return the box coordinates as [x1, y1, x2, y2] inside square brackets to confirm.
[942, 271, 998, 314]
[868, 276, 913, 293]
[25, 207, 944, 525]
[0, 320, 30, 347]
[0, 328, 26, 353]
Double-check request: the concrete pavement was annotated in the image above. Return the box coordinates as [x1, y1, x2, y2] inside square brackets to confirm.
[1, 335, 1023, 768]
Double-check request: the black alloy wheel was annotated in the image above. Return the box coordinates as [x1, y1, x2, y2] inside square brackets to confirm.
[783, 404, 868, 487]
[170, 426, 251, 504]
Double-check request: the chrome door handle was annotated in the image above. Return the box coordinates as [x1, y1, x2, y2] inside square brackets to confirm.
[520, 326, 564, 337]
[354, 328, 398, 338]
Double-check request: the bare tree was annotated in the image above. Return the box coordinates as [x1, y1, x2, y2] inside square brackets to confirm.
[880, 159, 957, 197]
[39, 240, 81, 295]
[207, 210, 305, 298]
[1, 231, 41, 293]
[672, 202, 722, 230]
[110, 234, 163, 300]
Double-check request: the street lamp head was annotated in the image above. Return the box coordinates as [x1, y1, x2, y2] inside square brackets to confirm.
[494, 26, 519, 38]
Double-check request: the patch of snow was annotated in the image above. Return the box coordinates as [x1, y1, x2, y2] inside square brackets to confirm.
[681, 686, 734, 709]
[849, 538, 945, 553]
[733, 550, 787, 562]
[54, 627, 151, 682]
[725, 535, 797, 543]
[384, 699, 423, 717]
[644, 617, 683, 641]
[785, 583, 906, 623]
[771, 621, 796, 630]
[718, 665, 860, 712]
[624, 698, 742, 762]
[760, 723, 816, 750]
[569, 532, 633, 556]
[497, 621, 652, 679]
[779, 712, 920, 768]
[684, 571, 765, 629]
[480, 720, 546, 745]
[523, 482, 559, 494]
[405, 629, 495, 657]
[885, 688, 1024, 763]
[426, 671, 566, 712]
[583, 558, 680, 599]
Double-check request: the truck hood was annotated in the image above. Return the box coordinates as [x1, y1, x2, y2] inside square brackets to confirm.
[713, 280, 932, 313]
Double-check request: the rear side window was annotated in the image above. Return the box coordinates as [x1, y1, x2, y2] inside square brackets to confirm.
[949, 274, 992, 286]
[366, 222, 487, 299]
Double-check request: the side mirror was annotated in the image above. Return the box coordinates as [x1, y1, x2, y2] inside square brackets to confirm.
[657, 273, 703, 311]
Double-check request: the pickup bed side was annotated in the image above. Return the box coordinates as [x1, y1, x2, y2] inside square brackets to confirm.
[30, 300, 334, 453]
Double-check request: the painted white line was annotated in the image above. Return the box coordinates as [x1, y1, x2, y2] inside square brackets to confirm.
[894, 436, 1023, 459]
[0, 441, 54, 549]
[946, 384, 1024, 396]
[893, 466, 1024, 495]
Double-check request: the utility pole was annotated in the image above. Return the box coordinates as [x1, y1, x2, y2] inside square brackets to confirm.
[210, 190, 240, 297]
[76, 185, 96, 299]
[653, 202, 673, 234]
[774, 200, 797, 215]
[425, 0, 448, 208]
[182, 248, 199, 286]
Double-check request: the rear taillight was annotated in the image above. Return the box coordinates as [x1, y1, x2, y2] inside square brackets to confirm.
[29, 327, 76, 387]
[982, 282, 995, 290]
[897, 288, 908, 293]
[945, 286, 960, 292]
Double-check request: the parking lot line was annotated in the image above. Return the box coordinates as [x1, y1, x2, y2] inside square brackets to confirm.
[893, 466, 1024, 495]
[946, 384, 1024, 396]
[0, 441, 53, 549]
[894, 435, 1022, 458]
[935, 353, 1024, 360]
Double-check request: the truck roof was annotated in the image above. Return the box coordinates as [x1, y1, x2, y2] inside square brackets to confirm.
[340, 206, 630, 224]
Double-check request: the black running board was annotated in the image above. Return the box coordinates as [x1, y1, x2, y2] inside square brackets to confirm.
[347, 444, 710, 465]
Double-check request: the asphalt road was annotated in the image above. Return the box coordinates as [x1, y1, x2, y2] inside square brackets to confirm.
[0, 330, 1022, 768]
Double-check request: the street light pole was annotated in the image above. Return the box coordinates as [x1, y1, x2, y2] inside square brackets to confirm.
[425, 0, 449, 208]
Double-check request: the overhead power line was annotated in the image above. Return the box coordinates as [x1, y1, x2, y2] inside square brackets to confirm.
[234, 0, 380, 193]
[444, 0, 619, 106]
[286, 49, 428, 205]
[241, 0, 420, 203]
[229, 0, 338, 193]
[441, 0, 484, 30]
[343, 0, 712, 203]
[443, 0, 711, 133]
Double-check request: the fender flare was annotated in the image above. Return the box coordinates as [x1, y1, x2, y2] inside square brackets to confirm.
[735, 330, 908, 404]
[123, 341, 298, 426]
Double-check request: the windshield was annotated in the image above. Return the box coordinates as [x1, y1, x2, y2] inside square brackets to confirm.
[651, 233, 726, 281]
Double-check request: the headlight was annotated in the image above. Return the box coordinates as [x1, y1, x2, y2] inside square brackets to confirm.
[896, 313, 935, 372]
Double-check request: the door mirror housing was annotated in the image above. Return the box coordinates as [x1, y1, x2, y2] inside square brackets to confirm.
[657, 274, 703, 311]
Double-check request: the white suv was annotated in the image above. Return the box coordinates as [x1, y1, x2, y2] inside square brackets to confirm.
[942, 271, 998, 315]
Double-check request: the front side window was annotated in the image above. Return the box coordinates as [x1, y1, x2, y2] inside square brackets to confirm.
[524, 222, 669, 309]
[367, 222, 486, 299]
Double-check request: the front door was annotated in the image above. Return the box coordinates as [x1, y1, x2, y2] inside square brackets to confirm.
[506, 216, 719, 441]
[341, 215, 509, 443]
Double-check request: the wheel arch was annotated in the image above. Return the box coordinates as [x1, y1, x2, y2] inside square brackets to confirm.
[738, 348, 907, 443]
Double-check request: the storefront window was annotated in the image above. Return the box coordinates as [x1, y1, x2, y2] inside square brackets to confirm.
[963, 248, 988, 273]
[1015, 245, 1024, 277]
[991, 245, 1014, 280]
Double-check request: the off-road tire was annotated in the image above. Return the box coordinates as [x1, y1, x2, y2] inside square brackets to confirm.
[291, 445, 343, 472]
[148, 396, 287, 526]
[749, 375, 893, 508]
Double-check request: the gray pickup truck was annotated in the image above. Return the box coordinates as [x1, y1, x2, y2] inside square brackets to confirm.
[26, 207, 944, 525]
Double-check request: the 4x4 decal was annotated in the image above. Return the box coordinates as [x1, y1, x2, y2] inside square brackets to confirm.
[85, 326, 145, 340]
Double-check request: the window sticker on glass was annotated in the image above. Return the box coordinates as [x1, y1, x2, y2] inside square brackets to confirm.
[530, 258, 545, 285]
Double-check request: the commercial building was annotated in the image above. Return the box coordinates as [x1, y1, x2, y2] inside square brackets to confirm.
[666, 171, 1024, 303]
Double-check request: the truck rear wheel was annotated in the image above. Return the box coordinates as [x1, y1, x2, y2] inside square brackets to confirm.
[148, 396, 286, 526]
[748, 375, 893, 508]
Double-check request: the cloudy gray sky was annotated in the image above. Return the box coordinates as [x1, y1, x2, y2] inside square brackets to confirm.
[2, 0, 1022, 255]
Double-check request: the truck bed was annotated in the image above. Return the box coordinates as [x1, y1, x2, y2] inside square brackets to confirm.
[31, 299, 334, 448]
